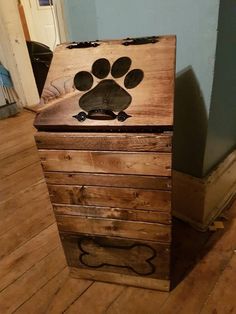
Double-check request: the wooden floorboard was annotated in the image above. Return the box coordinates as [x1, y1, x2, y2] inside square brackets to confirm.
[0, 111, 236, 314]
[200, 254, 236, 314]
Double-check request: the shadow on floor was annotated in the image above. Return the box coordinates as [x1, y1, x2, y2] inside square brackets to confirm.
[171, 198, 236, 290]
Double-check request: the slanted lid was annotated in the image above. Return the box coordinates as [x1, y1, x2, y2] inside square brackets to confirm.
[34, 36, 176, 131]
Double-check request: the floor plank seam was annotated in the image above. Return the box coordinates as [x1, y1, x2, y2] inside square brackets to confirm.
[198, 250, 236, 313]
[0, 244, 61, 294]
[0, 160, 41, 180]
[0, 199, 51, 237]
[0, 221, 56, 264]
[11, 265, 68, 314]
[0, 178, 45, 206]
[104, 286, 127, 313]
[0, 144, 36, 162]
[62, 281, 95, 313]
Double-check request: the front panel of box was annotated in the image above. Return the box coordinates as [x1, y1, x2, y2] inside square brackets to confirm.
[34, 35, 176, 291]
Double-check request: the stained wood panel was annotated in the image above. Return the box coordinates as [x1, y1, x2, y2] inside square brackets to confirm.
[61, 234, 170, 280]
[45, 172, 172, 190]
[71, 268, 170, 292]
[34, 36, 176, 129]
[56, 215, 171, 242]
[49, 185, 171, 211]
[39, 150, 171, 176]
[53, 204, 171, 224]
[35, 132, 172, 152]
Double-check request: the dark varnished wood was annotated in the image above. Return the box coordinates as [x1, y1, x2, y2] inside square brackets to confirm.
[39, 150, 171, 176]
[53, 204, 171, 224]
[48, 184, 171, 212]
[60, 233, 170, 280]
[35, 36, 176, 129]
[56, 215, 171, 242]
[35, 132, 172, 152]
[44, 172, 172, 190]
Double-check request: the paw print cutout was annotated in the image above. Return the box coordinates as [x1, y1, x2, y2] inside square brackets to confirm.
[73, 57, 144, 122]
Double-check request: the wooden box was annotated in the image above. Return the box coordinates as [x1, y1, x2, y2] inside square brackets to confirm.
[34, 36, 176, 291]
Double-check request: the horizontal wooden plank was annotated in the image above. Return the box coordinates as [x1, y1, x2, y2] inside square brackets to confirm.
[53, 204, 171, 224]
[49, 185, 171, 211]
[61, 233, 170, 281]
[56, 215, 171, 242]
[45, 172, 172, 190]
[70, 267, 170, 292]
[35, 132, 172, 152]
[39, 150, 171, 176]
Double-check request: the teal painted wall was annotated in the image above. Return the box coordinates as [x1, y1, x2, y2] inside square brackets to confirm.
[63, 0, 236, 177]
[203, 0, 236, 175]
[64, 0, 219, 111]
[64, 0, 98, 41]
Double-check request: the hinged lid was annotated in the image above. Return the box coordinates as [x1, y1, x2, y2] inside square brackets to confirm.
[34, 36, 176, 131]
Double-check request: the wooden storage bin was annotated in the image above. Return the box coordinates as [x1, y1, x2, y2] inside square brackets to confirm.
[34, 36, 176, 291]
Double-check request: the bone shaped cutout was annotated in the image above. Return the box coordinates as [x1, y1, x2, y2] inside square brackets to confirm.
[78, 238, 156, 276]
[41, 76, 75, 104]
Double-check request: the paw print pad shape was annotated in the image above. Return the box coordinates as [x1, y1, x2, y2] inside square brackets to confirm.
[73, 57, 144, 121]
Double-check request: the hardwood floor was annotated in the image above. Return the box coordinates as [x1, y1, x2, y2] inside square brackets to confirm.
[0, 110, 235, 314]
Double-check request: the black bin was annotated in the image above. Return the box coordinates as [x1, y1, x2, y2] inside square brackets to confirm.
[27, 41, 53, 96]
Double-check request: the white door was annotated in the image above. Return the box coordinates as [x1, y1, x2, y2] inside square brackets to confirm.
[21, 0, 60, 51]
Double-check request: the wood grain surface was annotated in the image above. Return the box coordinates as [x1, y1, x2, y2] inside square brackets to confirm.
[48, 184, 171, 211]
[35, 132, 172, 152]
[56, 215, 171, 242]
[34, 36, 176, 129]
[45, 172, 172, 190]
[60, 233, 170, 280]
[70, 268, 170, 292]
[39, 150, 171, 176]
[53, 204, 171, 224]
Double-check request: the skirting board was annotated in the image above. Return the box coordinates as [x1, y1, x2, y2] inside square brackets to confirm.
[173, 149, 236, 231]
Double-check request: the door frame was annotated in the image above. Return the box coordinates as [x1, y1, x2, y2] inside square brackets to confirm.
[0, 0, 67, 108]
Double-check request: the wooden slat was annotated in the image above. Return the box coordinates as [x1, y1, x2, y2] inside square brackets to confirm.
[56, 215, 171, 242]
[70, 267, 170, 292]
[54, 204, 171, 224]
[45, 172, 172, 190]
[61, 233, 170, 280]
[39, 150, 171, 176]
[65, 281, 124, 314]
[0, 247, 66, 314]
[49, 185, 171, 211]
[35, 132, 172, 152]
[15, 269, 92, 314]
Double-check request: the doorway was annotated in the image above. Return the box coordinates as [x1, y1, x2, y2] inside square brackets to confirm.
[20, 0, 60, 51]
